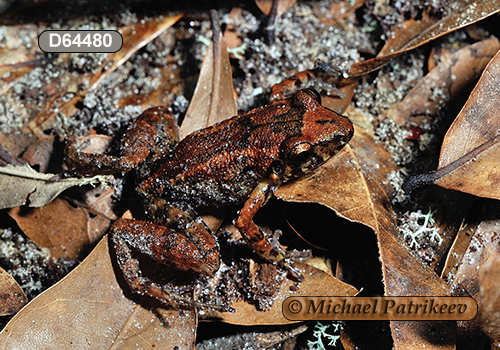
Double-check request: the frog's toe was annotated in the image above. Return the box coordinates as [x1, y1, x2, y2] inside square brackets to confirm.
[282, 260, 304, 281]
[284, 248, 312, 260]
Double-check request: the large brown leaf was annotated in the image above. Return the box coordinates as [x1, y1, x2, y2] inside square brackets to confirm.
[0, 237, 197, 349]
[404, 50, 500, 199]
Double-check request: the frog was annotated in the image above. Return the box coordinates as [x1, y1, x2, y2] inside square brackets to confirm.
[65, 87, 354, 310]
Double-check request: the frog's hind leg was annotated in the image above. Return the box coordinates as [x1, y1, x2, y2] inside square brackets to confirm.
[65, 106, 178, 177]
[110, 217, 222, 309]
[270, 60, 348, 101]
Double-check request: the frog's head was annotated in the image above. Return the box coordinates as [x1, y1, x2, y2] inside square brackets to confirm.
[275, 89, 354, 181]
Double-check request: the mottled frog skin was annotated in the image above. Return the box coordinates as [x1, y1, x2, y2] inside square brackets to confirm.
[65, 88, 354, 309]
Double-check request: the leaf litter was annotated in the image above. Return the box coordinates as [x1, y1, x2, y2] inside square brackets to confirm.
[0, 1, 500, 349]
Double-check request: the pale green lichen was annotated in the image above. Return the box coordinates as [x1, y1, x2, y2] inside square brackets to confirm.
[308, 322, 341, 350]
[400, 209, 442, 249]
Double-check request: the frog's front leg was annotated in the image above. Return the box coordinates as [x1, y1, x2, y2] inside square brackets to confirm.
[110, 213, 220, 308]
[65, 106, 177, 177]
[235, 180, 304, 280]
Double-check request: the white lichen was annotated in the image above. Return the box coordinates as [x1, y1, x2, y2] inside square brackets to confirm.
[399, 209, 442, 249]
[308, 322, 341, 350]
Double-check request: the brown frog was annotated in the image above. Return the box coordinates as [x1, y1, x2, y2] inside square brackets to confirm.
[65, 87, 354, 309]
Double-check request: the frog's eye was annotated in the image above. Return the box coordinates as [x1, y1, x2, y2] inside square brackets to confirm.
[287, 142, 314, 164]
[302, 88, 321, 104]
[270, 161, 285, 176]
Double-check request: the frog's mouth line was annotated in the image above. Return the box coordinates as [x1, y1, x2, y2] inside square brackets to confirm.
[283, 153, 332, 181]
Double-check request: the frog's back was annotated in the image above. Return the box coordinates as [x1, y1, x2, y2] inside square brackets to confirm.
[139, 100, 303, 207]
[172, 100, 303, 183]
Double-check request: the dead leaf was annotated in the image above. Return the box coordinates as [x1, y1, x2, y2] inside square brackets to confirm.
[180, 11, 237, 139]
[8, 196, 112, 260]
[206, 262, 357, 325]
[255, 0, 296, 17]
[0, 163, 106, 209]
[387, 37, 500, 125]
[479, 257, 500, 348]
[0, 128, 36, 160]
[0, 59, 42, 95]
[438, 49, 500, 167]
[446, 201, 500, 348]
[349, 1, 500, 78]
[0, 237, 197, 349]
[0, 267, 27, 316]
[403, 50, 500, 199]
[20, 136, 62, 173]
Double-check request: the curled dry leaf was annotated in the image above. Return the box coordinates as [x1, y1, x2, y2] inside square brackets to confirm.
[480, 257, 500, 348]
[0, 163, 105, 209]
[404, 50, 500, 199]
[0, 237, 197, 349]
[387, 37, 500, 125]
[277, 119, 455, 348]
[348, 0, 500, 77]
[0, 267, 27, 316]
